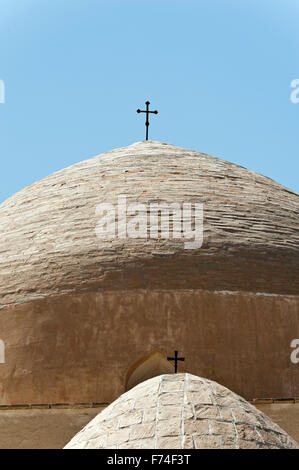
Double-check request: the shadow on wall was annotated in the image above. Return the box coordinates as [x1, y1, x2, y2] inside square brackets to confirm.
[126, 351, 176, 390]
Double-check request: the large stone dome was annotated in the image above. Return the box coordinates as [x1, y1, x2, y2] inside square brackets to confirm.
[0, 141, 298, 406]
[64, 374, 299, 449]
[0, 141, 298, 308]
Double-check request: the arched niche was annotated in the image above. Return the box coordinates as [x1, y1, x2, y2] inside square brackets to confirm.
[126, 351, 175, 390]
[0, 340, 5, 364]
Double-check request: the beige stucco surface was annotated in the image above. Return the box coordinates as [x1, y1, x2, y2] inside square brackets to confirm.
[0, 289, 298, 405]
[0, 407, 102, 449]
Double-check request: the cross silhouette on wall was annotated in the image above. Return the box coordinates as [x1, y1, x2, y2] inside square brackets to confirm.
[167, 350, 185, 373]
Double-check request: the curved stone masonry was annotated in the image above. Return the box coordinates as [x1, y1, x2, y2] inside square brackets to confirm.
[64, 373, 299, 449]
[0, 140, 298, 309]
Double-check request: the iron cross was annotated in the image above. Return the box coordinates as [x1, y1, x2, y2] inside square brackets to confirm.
[167, 350, 185, 373]
[137, 101, 158, 141]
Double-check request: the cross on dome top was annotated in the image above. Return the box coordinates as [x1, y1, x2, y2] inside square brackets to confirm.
[136, 101, 158, 140]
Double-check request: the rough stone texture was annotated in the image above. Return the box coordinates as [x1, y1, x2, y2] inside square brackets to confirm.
[0, 140, 298, 308]
[64, 374, 299, 449]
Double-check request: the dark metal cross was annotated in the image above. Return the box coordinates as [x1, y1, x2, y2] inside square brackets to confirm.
[137, 101, 158, 141]
[167, 350, 185, 373]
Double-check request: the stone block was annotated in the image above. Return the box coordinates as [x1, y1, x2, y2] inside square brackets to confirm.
[184, 419, 209, 435]
[156, 436, 182, 449]
[158, 404, 182, 420]
[143, 407, 157, 423]
[107, 428, 130, 446]
[236, 423, 260, 441]
[210, 420, 235, 436]
[119, 410, 143, 428]
[161, 380, 184, 393]
[195, 404, 220, 420]
[194, 435, 221, 449]
[157, 418, 181, 437]
[159, 392, 184, 405]
[130, 423, 155, 441]
[186, 391, 213, 405]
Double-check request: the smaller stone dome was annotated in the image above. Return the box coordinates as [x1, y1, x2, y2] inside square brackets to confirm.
[64, 374, 299, 449]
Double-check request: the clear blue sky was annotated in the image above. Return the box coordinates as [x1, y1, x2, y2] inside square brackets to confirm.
[0, 0, 298, 203]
